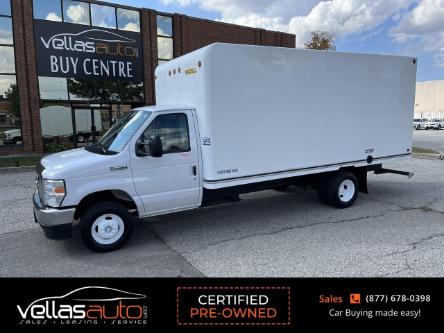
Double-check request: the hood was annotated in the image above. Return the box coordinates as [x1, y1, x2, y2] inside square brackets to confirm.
[41, 148, 128, 179]
[4, 129, 20, 134]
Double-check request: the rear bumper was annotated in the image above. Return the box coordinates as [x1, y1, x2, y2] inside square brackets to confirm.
[33, 192, 75, 239]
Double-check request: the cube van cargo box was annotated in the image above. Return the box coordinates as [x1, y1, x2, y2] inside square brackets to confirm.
[156, 43, 416, 186]
[33, 43, 417, 252]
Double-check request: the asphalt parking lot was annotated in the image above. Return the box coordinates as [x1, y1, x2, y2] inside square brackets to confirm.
[413, 129, 444, 152]
[0, 157, 443, 278]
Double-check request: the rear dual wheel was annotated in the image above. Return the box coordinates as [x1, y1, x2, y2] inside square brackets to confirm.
[317, 171, 358, 208]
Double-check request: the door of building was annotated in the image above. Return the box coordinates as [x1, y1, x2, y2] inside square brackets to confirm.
[71, 105, 112, 148]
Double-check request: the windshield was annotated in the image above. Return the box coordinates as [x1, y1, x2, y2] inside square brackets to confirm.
[86, 110, 151, 154]
[430, 119, 440, 122]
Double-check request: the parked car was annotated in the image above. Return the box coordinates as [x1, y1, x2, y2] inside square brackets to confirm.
[424, 118, 444, 130]
[413, 118, 428, 130]
[3, 128, 22, 144]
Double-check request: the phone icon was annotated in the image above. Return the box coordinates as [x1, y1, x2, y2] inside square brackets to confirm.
[350, 293, 361, 304]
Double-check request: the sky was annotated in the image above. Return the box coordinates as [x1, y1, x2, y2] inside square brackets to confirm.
[104, 0, 444, 82]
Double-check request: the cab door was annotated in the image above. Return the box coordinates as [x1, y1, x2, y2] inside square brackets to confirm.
[130, 110, 201, 215]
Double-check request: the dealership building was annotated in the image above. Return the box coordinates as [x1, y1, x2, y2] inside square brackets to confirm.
[0, 0, 295, 155]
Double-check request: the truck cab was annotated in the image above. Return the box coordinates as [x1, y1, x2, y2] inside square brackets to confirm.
[34, 105, 202, 252]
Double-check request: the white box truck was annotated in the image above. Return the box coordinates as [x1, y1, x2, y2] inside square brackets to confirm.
[33, 43, 417, 252]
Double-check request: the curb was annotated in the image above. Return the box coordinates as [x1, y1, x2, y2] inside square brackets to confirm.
[0, 166, 35, 174]
[412, 151, 444, 160]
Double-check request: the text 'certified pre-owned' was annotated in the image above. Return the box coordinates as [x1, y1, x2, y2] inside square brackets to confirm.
[177, 287, 291, 326]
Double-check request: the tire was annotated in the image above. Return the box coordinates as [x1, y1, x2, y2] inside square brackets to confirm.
[326, 171, 359, 209]
[416, 126, 420, 130]
[438, 125, 442, 130]
[77, 135, 85, 143]
[80, 201, 134, 252]
[12, 137, 22, 144]
[317, 174, 330, 205]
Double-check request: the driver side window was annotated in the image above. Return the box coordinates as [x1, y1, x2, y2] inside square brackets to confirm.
[141, 113, 190, 154]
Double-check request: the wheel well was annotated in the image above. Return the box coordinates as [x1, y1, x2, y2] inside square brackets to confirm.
[339, 166, 368, 194]
[74, 190, 138, 220]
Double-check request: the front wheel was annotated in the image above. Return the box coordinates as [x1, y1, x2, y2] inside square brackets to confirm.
[80, 201, 134, 252]
[326, 171, 359, 209]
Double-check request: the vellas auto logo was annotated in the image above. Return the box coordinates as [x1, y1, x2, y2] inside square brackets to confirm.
[40, 29, 140, 58]
[17, 286, 148, 326]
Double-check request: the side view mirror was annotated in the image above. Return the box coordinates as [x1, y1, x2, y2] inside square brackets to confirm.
[148, 135, 163, 158]
[135, 142, 149, 157]
[135, 135, 163, 158]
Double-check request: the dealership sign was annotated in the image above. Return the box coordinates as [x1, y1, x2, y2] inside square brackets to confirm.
[34, 19, 143, 82]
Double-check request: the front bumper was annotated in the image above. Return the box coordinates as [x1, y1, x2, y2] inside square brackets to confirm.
[33, 192, 75, 239]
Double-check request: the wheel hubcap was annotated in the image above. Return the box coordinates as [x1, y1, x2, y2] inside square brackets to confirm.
[91, 214, 124, 245]
[338, 179, 355, 202]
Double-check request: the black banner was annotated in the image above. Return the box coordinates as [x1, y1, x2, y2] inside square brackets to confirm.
[1, 278, 441, 331]
[34, 19, 143, 82]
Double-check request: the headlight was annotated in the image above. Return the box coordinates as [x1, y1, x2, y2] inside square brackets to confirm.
[43, 179, 66, 207]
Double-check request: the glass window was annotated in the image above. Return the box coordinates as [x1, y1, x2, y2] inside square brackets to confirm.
[157, 15, 173, 63]
[142, 113, 190, 154]
[68, 78, 94, 101]
[33, 0, 62, 22]
[40, 104, 75, 153]
[0, 46, 15, 73]
[67, 78, 144, 103]
[0, 75, 21, 146]
[0, 0, 11, 16]
[0, 17, 13, 44]
[117, 8, 140, 32]
[157, 37, 173, 60]
[38, 77, 69, 100]
[157, 16, 173, 37]
[91, 4, 116, 29]
[63, 0, 90, 25]
[97, 110, 151, 153]
[0, 74, 15, 99]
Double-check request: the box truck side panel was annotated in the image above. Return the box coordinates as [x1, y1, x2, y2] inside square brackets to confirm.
[41, 106, 74, 138]
[156, 43, 416, 183]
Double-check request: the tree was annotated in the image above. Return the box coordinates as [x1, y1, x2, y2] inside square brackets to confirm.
[5, 83, 20, 119]
[304, 31, 336, 51]
[68, 79, 144, 103]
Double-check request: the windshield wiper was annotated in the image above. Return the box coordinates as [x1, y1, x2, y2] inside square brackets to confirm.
[85, 142, 111, 155]
[96, 142, 108, 154]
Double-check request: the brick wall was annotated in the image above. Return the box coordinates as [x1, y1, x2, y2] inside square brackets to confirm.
[173, 15, 295, 55]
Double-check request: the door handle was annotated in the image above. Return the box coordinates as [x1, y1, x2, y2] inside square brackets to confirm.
[192, 165, 197, 176]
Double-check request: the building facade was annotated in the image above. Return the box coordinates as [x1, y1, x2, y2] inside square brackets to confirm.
[0, 0, 295, 155]
[414, 80, 444, 119]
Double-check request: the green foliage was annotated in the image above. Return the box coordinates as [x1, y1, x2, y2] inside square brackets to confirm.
[304, 31, 336, 51]
[68, 79, 143, 102]
[5, 83, 20, 118]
